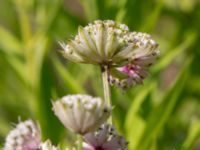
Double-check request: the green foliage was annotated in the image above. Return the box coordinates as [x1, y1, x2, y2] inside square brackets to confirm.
[0, 0, 200, 149]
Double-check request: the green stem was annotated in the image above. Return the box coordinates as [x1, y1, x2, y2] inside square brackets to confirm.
[101, 65, 112, 124]
[77, 135, 83, 150]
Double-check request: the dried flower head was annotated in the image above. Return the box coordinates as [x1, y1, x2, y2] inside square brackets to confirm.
[4, 119, 41, 150]
[60, 20, 138, 66]
[52, 94, 111, 135]
[83, 124, 128, 150]
[109, 32, 159, 89]
[39, 140, 58, 150]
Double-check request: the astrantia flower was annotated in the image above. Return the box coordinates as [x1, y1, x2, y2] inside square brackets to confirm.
[60, 20, 159, 68]
[40, 140, 58, 150]
[109, 32, 159, 89]
[4, 119, 41, 150]
[52, 94, 111, 135]
[83, 124, 128, 150]
[60, 20, 136, 66]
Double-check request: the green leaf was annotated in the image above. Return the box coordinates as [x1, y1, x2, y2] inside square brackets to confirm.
[140, 0, 164, 32]
[0, 52, 28, 84]
[28, 33, 50, 86]
[0, 26, 22, 54]
[125, 82, 156, 149]
[115, 0, 129, 22]
[52, 57, 85, 93]
[35, 0, 62, 32]
[182, 120, 200, 150]
[38, 57, 65, 143]
[78, 0, 98, 21]
[152, 31, 197, 74]
[125, 82, 155, 131]
[136, 56, 193, 150]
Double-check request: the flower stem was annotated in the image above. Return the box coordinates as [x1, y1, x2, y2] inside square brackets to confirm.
[101, 65, 112, 124]
[77, 135, 83, 150]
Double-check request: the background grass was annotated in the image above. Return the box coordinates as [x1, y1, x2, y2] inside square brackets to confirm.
[0, 0, 200, 149]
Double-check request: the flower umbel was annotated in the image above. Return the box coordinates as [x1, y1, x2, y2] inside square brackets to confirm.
[109, 32, 159, 89]
[60, 20, 135, 66]
[83, 124, 128, 150]
[39, 140, 58, 150]
[52, 94, 111, 135]
[60, 20, 159, 69]
[4, 119, 41, 150]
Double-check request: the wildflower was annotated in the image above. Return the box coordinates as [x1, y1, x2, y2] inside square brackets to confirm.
[60, 20, 136, 66]
[4, 119, 41, 150]
[83, 124, 128, 150]
[40, 140, 58, 150]
[109, 32, 159, 89]
[52, 94, 111, 135]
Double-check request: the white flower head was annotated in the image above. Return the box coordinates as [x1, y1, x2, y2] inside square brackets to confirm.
[4, 119, 41, 150]
[52, 94, 111, 135]
[83, 124, 128, 150]
[60, 20, 132, 66]
[109, 32, 159, 89]
[39, 140, 58, 150]
[60, 20, 159, 68]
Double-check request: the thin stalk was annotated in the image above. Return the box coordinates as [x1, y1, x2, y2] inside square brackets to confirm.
[101, 65, 112, 124]
[77, 135, 83, 150]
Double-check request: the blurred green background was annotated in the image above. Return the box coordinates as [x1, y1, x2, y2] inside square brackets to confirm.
[0, 0, 200, 149]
